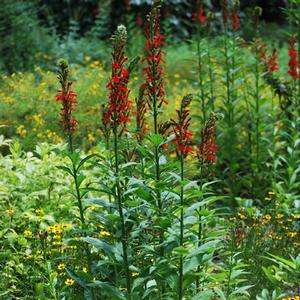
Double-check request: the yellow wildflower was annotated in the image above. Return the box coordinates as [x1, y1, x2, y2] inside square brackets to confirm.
[23, 230, 33, 236]
[65, 278, 74, 286]
[57, 263, 65, 270]
[100, 231, 111, 237]
[265, 214, 272, 220]
[87, 133, 95, 142]
[237, 213, 247, 220]
[287, 232, 297, 238]
[276, 214, 284, 219]
[17, 125, 27, 137]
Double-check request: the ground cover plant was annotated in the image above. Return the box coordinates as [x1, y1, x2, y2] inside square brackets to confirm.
[0, 0, 299, 299]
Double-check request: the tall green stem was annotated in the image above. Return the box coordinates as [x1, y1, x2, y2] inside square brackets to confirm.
[178, 152, 184, 300]
[196, 23, 206, 124]
[113, 123, 131, 299]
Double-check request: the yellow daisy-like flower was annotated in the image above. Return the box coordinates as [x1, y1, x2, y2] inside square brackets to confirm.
[100, 230, 111, 237]
[24, 230, 33, 236]
[82, 267, 88, 273]
[237, 213, 247, 220]
[268, 191, 275, 195]
[276, 213, 284, 219]
[65, 278, 74, 286]
[264, 214, 271, 220]
[5, 209, 14, 215]
[287, 232, 297, 238]
[57, 263, 65, 270]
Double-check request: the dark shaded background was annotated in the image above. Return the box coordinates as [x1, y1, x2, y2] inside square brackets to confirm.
[0, 0, 288, 73]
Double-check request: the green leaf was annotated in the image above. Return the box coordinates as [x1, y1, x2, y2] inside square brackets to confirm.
[82, 237, 114, 258]
[87, 281, 125, 299]
[150, 134, 163, 147]
[56, 165, 73, 176]
[266, 253, 296, 270]
[187, 240, 220, 258]
[77, 153, 99, 171]
[87, 198, 115, 208]
[191, 290, 214, 300]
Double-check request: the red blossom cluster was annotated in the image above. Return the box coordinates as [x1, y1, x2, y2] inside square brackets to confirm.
[197, 113, 219, 164]
[288, 38, 299, 80]
[257, 42, 279, 74]
[170, 94, 193, 158]
[142, 1, 167, 113]
[106, 25, 132, 134]
[231, 5, 240, 32]
[192, 8, 206, 25]
[221, 0, 240, 32]
[56, 60, 79, 134]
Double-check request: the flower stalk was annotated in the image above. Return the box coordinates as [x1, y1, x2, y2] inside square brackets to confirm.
[106, 25, 132, 299]
[170, 94, 193, 300]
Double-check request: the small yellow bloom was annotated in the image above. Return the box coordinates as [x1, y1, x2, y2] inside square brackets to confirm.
[23, 230, 33, 236]
[57, 263, 65, 270]
[287, 232, 297, 238]
[65, 278, 74, 286]
[132, 272, 139, 277]
[264, 197, 272, 201]
[268, 191, 275, 195]
[17, 125, 27, 137]
[5, 209, 14, 215]
[87, 133, 95, 142]
[237, 213, 247, 220]
[100, 230, 111, 237]
[276, 214, 284, 219]
[84, 56, 91, 62]
[82, 267, 88, 273]
[265, 214, 271, 220]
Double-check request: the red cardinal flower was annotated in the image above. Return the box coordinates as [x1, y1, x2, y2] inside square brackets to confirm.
[193, 8, 206, 25]
[56, 59, 79, 135]
[170, 94, 194, 158]
[265, 48, 279, 74]
[106, 25, 132, 136]
[142, 1, 167, 117]
[257, 41, 278, 74]
[231, 10, 240, 31]
[197, 113, 220, 164]
[288, 38, 299, 80]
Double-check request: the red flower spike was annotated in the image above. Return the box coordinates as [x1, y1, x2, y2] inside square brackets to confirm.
[197, 113, 221, 164]
[170, 94, 194, 158]
[231, 10, 240, 31]
[56, 60, 79, 135]
[193, 8, 206, 25]
[288, 38, 299, 80]
[106, 25, 132, 136]
[142, 1, 166, 113]
[257, 41, 279, 75]
[231, 1, 240, 31]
